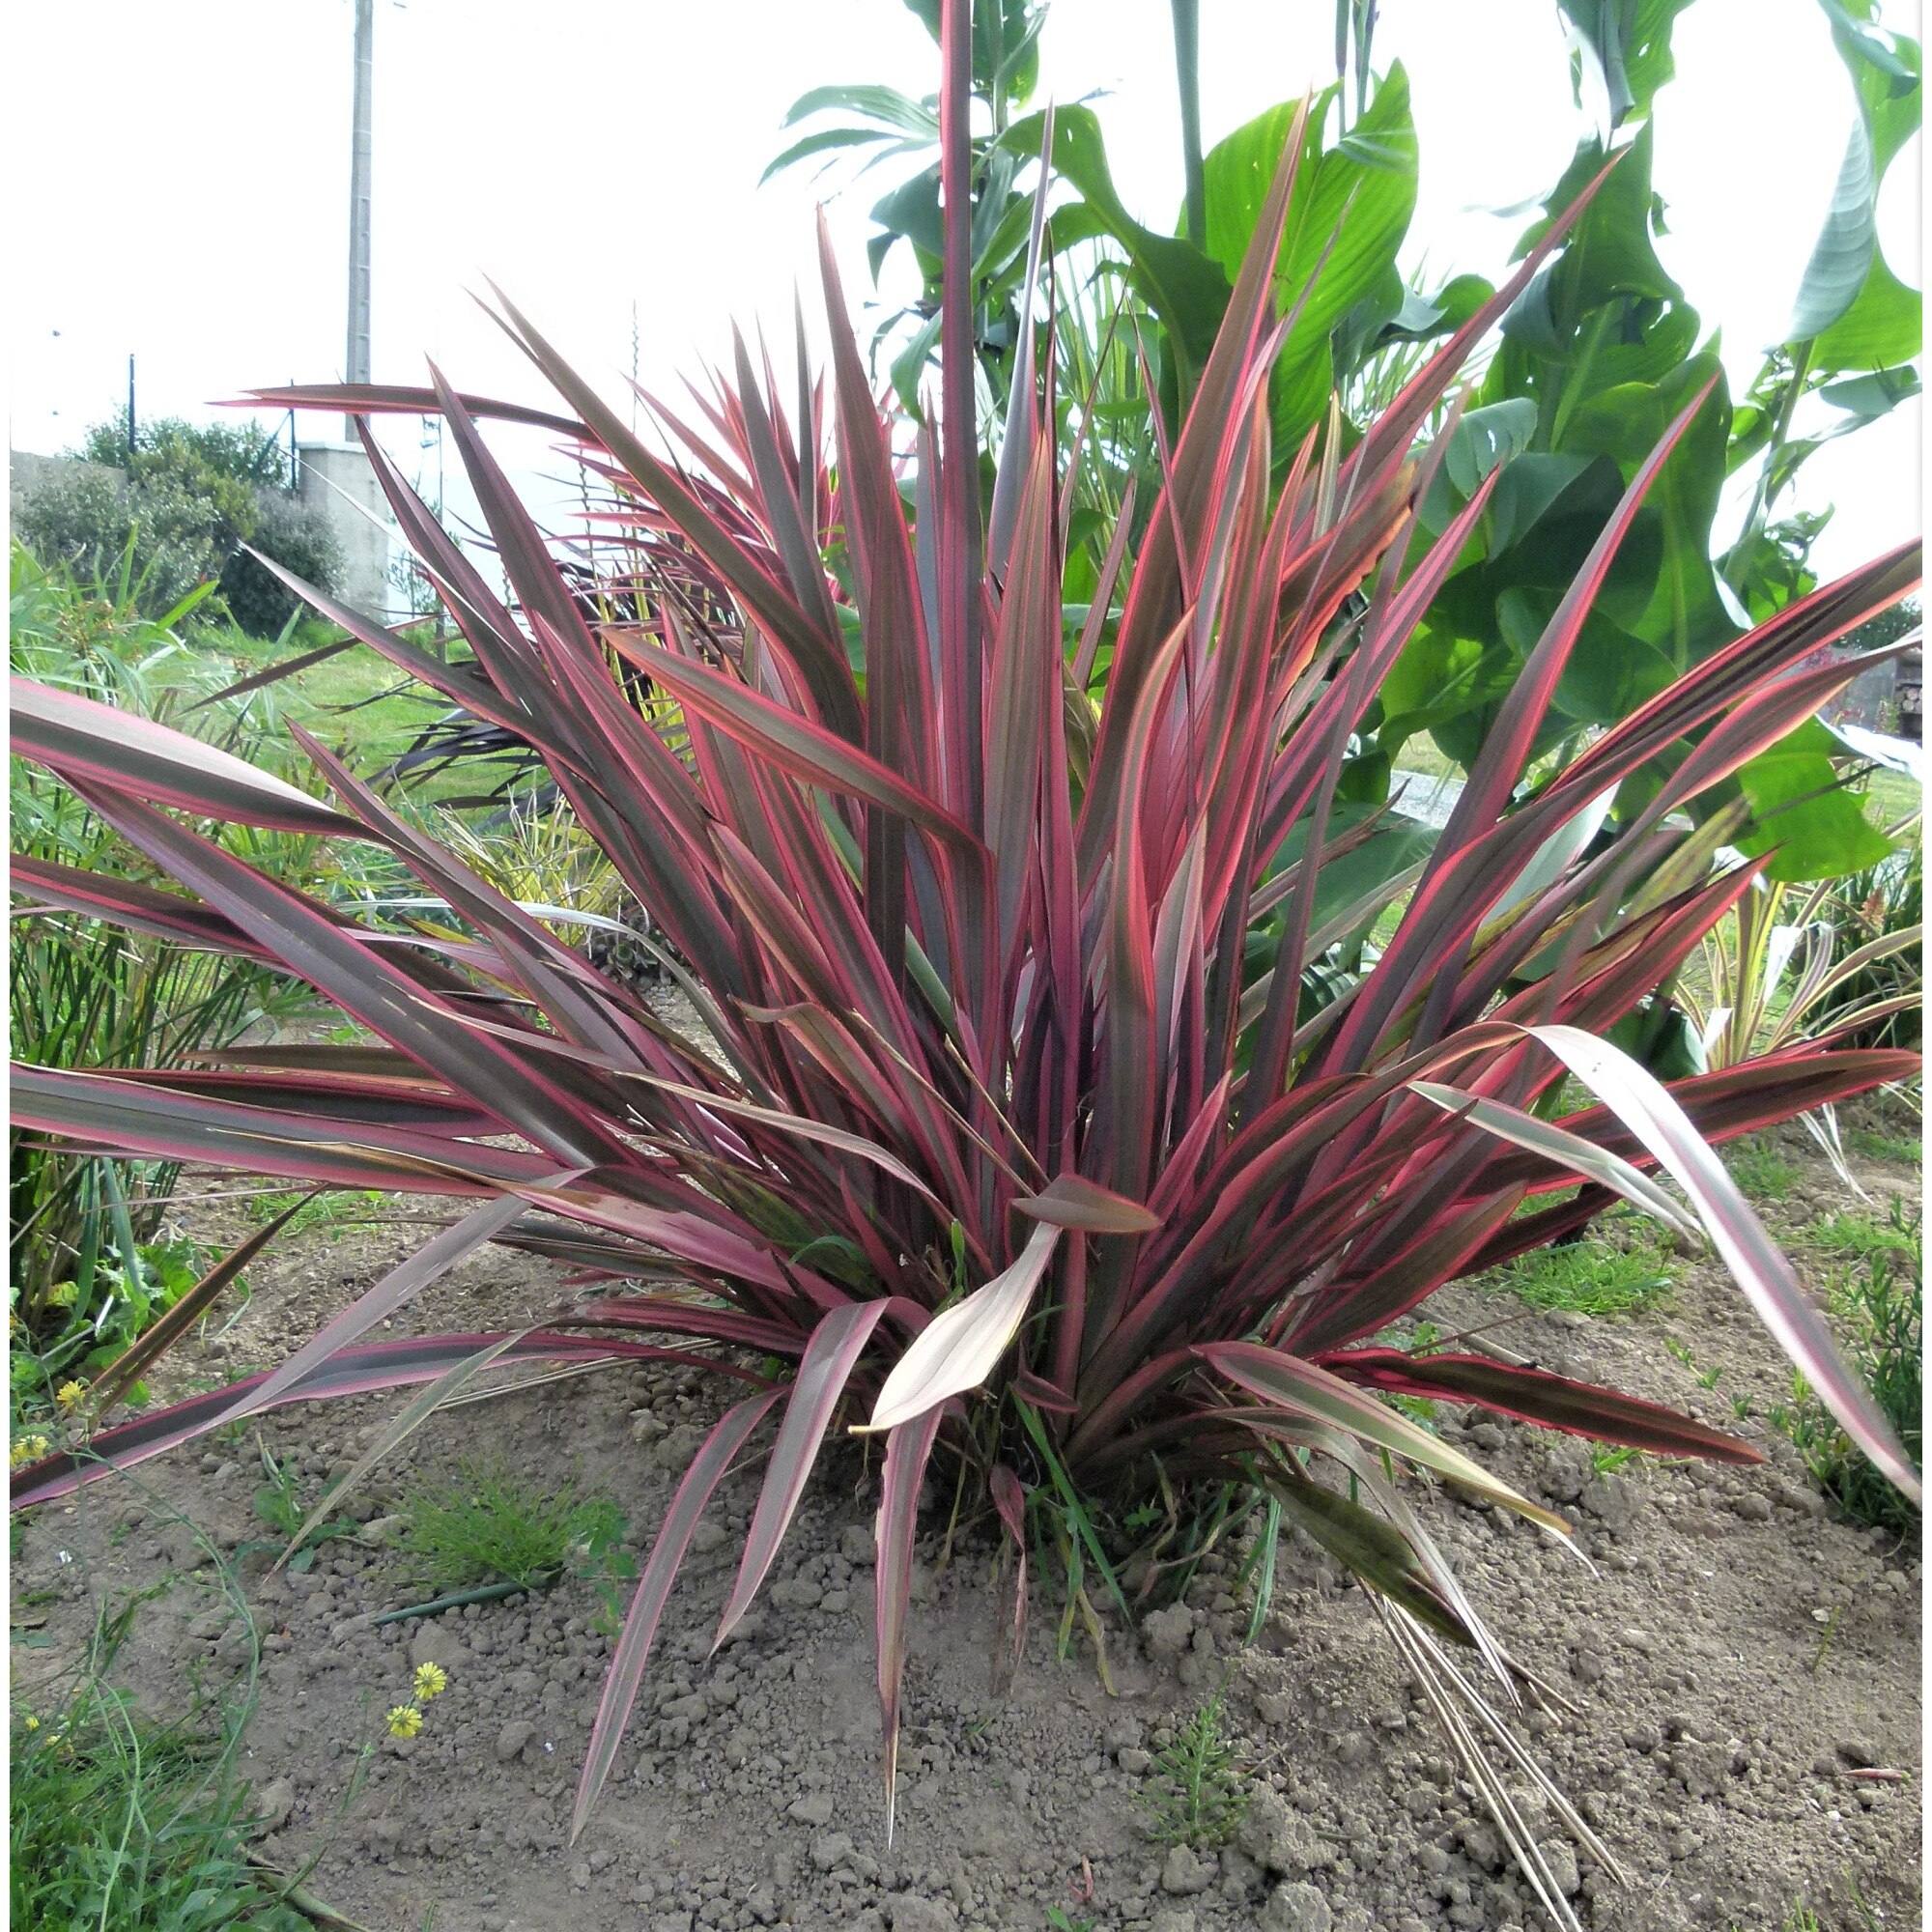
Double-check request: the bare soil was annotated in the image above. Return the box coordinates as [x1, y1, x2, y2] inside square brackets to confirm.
[12, 1119, 1920, 1932]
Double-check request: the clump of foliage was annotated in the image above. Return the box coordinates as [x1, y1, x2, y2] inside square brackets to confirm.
[1828, 827, 1922, 1051]
[395, 1461, 630, 1595]
[16, 414, 340, 635]
[1138, 1687, 1249, 1848]
[9, 5, 1921, 1879]
[1772, 1209, 1921, 1535]
[1677, 867, 1921, 1071]
[1494, 1238, 1676, 1318]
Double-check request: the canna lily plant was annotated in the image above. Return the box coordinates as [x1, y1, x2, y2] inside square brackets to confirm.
[9, 10, 1922, 1893]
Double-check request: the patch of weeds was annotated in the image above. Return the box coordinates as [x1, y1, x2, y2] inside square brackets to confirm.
[13, 1682, 312, 1930]
[1770, 1222, 1921, 1536]
[247, 1449, 360, 1572]
[1589, 1444, 1643, 1477]
[1805, 1196, 1918, 1266]
[1847, 1126, 1920, 1167]
[11, 1501, 341, 1932]
[1492, 1239, 1675, 1318]
[243, 1187, 385, 1241]
[10, 1237, 217, 1423]
[1724, 1136, 1802, 1202]
[394, 1461, 638, 1627]
[1137, 1686, 1249, 1849]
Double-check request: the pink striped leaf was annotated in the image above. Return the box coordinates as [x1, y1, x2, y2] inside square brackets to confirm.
[713, 1300, 891, 1648]
[1524, 1025, 1921, 1502]
[571, 1391, 783, 1840]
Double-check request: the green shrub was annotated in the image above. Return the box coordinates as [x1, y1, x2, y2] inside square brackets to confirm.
[18, 415, 341, 636]
[218, 490, 342, 639]
[13, 465, 222, 621]
[8, 545, 322, 1391]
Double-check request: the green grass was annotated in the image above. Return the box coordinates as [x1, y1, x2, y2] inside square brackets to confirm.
[395, 1461, 630, 1595]
[1724, 1136, 1803, 1202]
[243, 1187, 388, 1242]
[1862, 766, 1921, 830]
[1492, 1238, 1676, 1317]
[1805, 1198, 1919, 1265]
[1771, 1214, 1921, 1536]
[11, 1512, 333, 1932]
[207, 621, 469, 794]
[1847, 1126, 1921, 1167]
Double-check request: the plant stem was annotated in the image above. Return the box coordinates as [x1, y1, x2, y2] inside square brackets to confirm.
[1172, 0, 1207, 248]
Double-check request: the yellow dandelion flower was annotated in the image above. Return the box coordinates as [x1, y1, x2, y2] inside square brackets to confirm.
[385, 1704, 423, 1739]
[22, 1714, 39, 1731]
[11, 1435, 49, 1469]
[54, 1381, 86, 1412]
[412, 1662, 448, 1701]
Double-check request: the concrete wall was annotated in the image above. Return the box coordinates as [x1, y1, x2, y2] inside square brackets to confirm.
[296, 441, 391, 616]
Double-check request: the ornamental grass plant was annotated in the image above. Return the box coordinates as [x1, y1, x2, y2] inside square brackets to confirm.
[9, 10, 1922, 1907]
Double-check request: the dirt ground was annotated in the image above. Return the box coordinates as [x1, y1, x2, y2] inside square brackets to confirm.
[11, 1114, 1921, 1932]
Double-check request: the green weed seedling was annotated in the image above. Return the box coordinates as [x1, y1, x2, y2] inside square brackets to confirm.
[1137, 1687, 1250, 1849]
[1725, 1137, 1802, 1203]
[247, 1451, 359, 1572]
[1494, 1239, 1675, 1318]
[1589, 1444, 1643, 1478]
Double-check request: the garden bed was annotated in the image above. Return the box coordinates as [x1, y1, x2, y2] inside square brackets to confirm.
[12, 1123, 1919, 1932]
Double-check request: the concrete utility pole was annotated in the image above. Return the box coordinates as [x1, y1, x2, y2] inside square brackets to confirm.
[298, 0, 389, 614]
[346, 0, 374, 438]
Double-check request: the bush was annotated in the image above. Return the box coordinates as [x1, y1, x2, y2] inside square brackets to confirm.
[13, 466, 222, 622]
[11, 46, 1921, 1861]
[17, 414, 341, 636]
[8, 544, 322, 1406]
[218, 489, 342, 639]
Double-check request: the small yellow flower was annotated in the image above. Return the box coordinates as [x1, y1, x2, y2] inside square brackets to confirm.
[11, 1435, 49, 1469]
[54, 1381, 86, 1413]
[22, 1714, 39, 1731]
[385, 1704, 423, 1739]
[412, 1662, 448, 1701]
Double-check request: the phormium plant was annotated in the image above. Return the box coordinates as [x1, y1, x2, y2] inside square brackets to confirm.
[10, 10, 1921, 1889]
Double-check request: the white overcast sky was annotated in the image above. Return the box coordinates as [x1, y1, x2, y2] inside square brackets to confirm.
[5, 0, 1922, 588]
